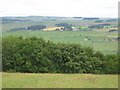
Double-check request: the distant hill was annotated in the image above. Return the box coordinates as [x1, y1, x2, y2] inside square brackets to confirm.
[73, 17, 82, 19]
[83, 18, 99, 20]
[1, 17, 31, 24]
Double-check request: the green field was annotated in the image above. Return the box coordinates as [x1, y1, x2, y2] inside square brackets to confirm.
[2, 30, 118, 54]
[1, 16, 118, 54]
[1, 17, 119, 88]
[2, 73, 118, 88]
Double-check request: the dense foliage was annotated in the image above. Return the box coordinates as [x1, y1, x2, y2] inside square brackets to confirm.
[73, 17, 82, 19]
[55, 23, 69, 27]
[10, 28, 27, 31]
[27, 25, 46, 30]
[2, 36, 119, 74]
[95, 20, 104, 23]
[55, 23, 73, 30]
[83, 18, 99, 20]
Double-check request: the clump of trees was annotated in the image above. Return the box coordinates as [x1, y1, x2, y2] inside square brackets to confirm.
[83, 18, 99, 20]
[10, 28, 27, 31]
[55, 23, 69, 27]
[27, 25, 46, 30]
[55, 23, 73, 30]
[95, 20, 104, 23]
[73, 17, 82, 19]
[109, 29, 118, 33]
[2, 36, 119, 74]
[89, 24, 110, 29]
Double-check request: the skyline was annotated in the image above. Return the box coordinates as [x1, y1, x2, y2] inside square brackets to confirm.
[1, 0, 119, 17]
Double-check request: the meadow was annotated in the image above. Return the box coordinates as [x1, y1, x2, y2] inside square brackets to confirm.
[2, 30, 118, 54]
[2, 73, 118, 88]
[1, 16, 119, 88]
[1, 17, 118, 54]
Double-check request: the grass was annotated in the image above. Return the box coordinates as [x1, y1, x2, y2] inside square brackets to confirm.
[2, 19, 117, 31]
[2, 30, 118, 54]
[2, 20, 93, 31]
[2, 73, 118, 88]
[1, 18, 119, 88]
[2, 18, 118, 54]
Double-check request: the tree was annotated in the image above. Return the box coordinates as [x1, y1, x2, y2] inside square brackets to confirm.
[55, 23, 73, 30]
[2, 36, 119, 74]
[55, 23, 69, 27]
[27, 25, 46, 30]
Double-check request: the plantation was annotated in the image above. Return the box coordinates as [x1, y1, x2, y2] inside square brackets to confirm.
[2, 36, 119, 74]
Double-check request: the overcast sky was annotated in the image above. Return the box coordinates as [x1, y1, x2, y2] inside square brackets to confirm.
[0, 0, 119, 17]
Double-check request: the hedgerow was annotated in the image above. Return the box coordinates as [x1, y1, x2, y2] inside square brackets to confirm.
[2, 36, 119, 74]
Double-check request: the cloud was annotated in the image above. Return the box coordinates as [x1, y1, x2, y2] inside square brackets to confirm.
[0, 0, 119, 17]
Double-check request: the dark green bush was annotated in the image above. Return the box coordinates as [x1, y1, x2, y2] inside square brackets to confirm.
[2, 36, 119, 74]
[27, 25, 46, 30]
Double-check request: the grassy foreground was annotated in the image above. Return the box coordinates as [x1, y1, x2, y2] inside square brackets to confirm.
[2, 73, 118, 88]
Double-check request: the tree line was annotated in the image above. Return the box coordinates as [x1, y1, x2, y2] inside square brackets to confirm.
[10, 23, 73, 31]
[2, 36, 119, 74]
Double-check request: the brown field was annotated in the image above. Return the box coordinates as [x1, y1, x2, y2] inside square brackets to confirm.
[43, 27, 64, 31]
[106, 36, 118, 38]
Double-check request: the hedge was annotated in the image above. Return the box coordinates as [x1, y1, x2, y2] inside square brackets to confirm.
[2, 36, 119, 74]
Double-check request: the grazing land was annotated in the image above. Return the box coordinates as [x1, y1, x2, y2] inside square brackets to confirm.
[2, 30, 118, 54]
[1, 16, 118, 54]
[1, 16, 119, 88]
[2, 73, 118, 88]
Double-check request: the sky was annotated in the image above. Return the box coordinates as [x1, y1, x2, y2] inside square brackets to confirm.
[0, 0, 119, 17]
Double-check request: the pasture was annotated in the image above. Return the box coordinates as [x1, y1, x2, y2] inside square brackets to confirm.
[2, 30, 118, 54]
[1, 17, 118, 88]
[2, 73, 118, 88]
[1, 17, 118, 55]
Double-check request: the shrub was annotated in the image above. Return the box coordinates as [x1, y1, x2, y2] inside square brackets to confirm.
[27, 25, 46, 30]
[2, 36, 119, 74]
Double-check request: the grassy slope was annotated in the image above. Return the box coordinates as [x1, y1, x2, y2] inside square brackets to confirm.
[1, 18, 118, 88]
[2, 73, 118, 88]
[1, 18, 118, 54]
[2, 20, 117, 31]
[2, 31, 118, 54]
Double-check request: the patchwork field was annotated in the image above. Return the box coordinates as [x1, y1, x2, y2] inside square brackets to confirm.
[2, 73, 118, 88]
